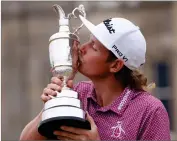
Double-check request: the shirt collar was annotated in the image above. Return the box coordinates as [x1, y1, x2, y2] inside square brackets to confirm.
[86, 83, 141, 115]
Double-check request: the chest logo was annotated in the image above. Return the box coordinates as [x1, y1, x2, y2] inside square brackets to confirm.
[111, 121, 125, 138]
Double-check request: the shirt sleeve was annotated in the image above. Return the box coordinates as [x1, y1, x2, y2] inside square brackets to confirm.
[73, 82, 80, 91]
[139, 105, 171, 140]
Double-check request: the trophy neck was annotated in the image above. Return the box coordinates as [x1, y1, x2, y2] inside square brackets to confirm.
[59, 25, 70, 32]
[59, 18, 70, 32]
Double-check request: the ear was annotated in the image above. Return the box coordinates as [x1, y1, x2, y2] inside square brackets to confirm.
[109, 59, 124, 73]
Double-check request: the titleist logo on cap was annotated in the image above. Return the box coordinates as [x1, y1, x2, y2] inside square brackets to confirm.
[112, 45, 128, 62]
[103, 19, 115, 34]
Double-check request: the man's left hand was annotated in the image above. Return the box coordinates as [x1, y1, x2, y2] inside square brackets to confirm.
[53, 112, 100, 140]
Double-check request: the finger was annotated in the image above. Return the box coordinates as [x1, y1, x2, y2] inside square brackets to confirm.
[43, 88, 57, 96]
[57, 136, 73, 141]
[41, 93, 51, 102]
[47, 83, 61, 92]
[86, 112, 96, 128]
[51, 77, 63, 86]
[66, 80, 73, 88]
[54, 131, 79, 140]
[60, 126, 87, 135]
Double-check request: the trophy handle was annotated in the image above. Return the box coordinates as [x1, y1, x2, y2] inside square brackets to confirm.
[68, 5, 86, 34]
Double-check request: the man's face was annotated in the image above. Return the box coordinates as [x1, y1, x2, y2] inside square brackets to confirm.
[78, 35, 111, 78]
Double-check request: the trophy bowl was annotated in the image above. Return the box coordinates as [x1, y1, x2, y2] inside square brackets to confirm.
[38, 4, 91, 139]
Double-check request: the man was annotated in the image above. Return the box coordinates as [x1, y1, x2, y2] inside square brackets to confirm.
[20, 16, 171, 140]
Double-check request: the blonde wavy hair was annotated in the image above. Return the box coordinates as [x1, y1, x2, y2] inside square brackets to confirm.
[107, 51, 155, 91]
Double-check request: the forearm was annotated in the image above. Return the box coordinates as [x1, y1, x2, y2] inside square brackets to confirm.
[20, 110, 47, 140]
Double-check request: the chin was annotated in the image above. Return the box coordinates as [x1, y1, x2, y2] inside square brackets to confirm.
[78, 70, 93, 79]
[78, 66, 87, 76]
[77, 66, 84, 74]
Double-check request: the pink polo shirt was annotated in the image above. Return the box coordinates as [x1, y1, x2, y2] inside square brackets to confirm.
[73, 81, 171, 140]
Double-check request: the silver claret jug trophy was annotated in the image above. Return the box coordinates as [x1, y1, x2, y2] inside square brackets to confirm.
[38, 4, 91, 139]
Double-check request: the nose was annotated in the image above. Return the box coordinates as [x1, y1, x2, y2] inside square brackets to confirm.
[79, 42, 88, 55]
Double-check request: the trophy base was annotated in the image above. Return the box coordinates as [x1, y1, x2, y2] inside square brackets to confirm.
[38, 116, 91, 139]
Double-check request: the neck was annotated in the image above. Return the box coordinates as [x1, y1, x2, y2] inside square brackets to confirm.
[90, 75, 124, 107]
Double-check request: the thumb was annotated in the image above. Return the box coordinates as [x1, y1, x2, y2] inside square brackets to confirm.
[86, 111, 96, 127]
[66, 80, 73, 89]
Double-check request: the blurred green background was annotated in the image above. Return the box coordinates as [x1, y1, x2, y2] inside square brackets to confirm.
[1, 1, 177, 140]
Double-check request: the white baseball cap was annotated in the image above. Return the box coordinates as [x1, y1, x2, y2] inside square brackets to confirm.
[79, 15, 146, 70]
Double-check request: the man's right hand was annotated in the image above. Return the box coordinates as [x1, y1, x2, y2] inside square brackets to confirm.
[41, 77, 73, 103]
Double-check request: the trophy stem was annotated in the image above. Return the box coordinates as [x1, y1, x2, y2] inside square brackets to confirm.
[62, 76, 70, 90]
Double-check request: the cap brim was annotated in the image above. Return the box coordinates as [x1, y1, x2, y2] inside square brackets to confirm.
[79, 15, 109, 51]
[79, 15, 96, 35]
